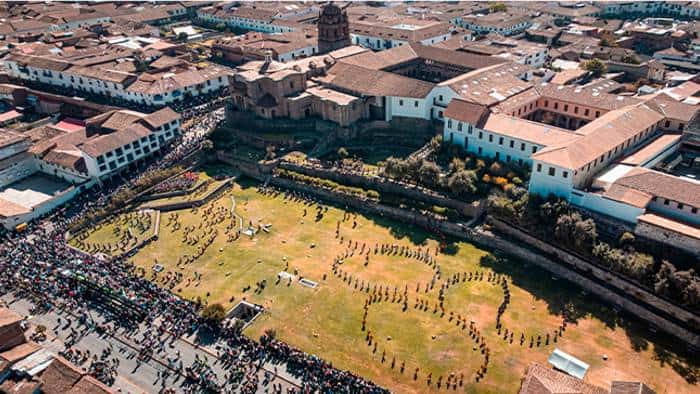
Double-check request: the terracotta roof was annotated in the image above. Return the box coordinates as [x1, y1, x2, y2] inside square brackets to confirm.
[0, 341, 41, 363]
[143, 107, 179, 129]
[0, 377, 40, 394]
[42, 150, 86, 173]
[0, 129, 28, 149]
[519, 362, 608, 394]
[602, 183, 653, 208]
[349, 19, 452, 42]
[442, 62, 533, 106]
[481, 113, 581, 146]
[615, 167, 700, 208]
[0, 198, 31, 218]
[24, 125, 66, 143]
[0, 308, 22, 327]
[149, 55, 186, 70]
[68, 375, 113, 394]
[619, 134, 682, 166]
[610, 381, 656, 394]
[637, 213, 700, 241]
[340, 42, 505, 71]
[81, 122, 151, 158]
[5, 53, 71, 72]
[99, 110, 143, 131]
[536, 83, 641, 112]
[324, 62, 435, 98]
[533, 104, 665, 170]
[40, 357, 84, 394]
[444, 98, 491, 128]
[646, 93, 699, 123]
[66, 65, 135, 84]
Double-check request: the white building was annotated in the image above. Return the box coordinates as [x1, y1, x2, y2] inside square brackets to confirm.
[349, 19, 454, 51]
[456, 12, 531, 36]
[2, 52, 231, 107]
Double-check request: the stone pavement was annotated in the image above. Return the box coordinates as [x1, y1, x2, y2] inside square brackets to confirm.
[2, 294, 300, 393]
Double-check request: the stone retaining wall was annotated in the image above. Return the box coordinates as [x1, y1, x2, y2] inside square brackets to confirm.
[278, 162, 485, 218]
[488, 218, 700, 342]
[141, 178, 233, 212]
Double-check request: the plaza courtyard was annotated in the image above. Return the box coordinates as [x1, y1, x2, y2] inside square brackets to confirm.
[70, 168, 699, 393]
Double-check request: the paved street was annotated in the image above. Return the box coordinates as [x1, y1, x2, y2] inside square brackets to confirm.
[1, 293, 300, 393]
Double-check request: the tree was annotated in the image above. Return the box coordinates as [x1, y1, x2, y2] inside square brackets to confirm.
[177, 32, 189, 42]
[429, 135, 443, 153]
[337, 147, 349, 159]
[621, 53, 640, 64]
[618, 232, 635, 248]
[201, 303, 226, 323]
[201, 139, 214, 151]
[582, 58, 607, 78]
[384, 156, 408, 180]
[215, 22, 227, 31]
[447, 169, 477, 197]
[489, 3, 507, 13]
[418, 160, 442, 188]
[448, 157, 465, 174]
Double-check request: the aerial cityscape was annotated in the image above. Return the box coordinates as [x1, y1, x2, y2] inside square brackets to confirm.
[0, 1, 699, 393]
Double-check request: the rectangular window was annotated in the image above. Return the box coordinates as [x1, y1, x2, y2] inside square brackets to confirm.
[574, 106, 578, 114]
[457, 122, 463, 131]
[97, 156, 104, 164]
[509, 140, 514, 148]
[536, 163, 542, 172]
[678, 203, 684, 209]
[399, 99, 404, 106]
[488, 134, 493, 142]
[584, 109, 589, 116]
[544, 100, 549, 107]
[664, 199, 670, 205]
[664, 120, 670, 128]
[478, 132, 483, 139]
[548, 167, 555, 176]
[564, 104, 569, 112]
[532, 146, 537, 153]
[478, 147, 482, 154]
[563, 171, 568, 178]
[692, 208, 698, 214]
[498, 137, 503, 145]
[414, 100, 418, 107]
[448, 119, 452, 128]
[521, 143, 525, 151]
[595, 111, 600, 117]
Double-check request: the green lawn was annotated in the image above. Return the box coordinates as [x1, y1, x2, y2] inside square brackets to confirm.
[68, 210, 157, 256]
[75, 174, 699, 393]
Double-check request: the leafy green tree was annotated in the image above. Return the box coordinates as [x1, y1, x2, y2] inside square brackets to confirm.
[489, 3, 507, 13]
[582, 58, 607, 77]
[447, 169, 477, 197]
[618, 232, 636, 248]
[177, 32, 188, 41]
[201, 303, 226, 323]
[418, 160, 441, 188]
[337, 147, 349, 159]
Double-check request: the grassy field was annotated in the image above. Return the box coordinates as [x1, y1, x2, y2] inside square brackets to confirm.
[68, 210, 157, 256]
[74, 171, 699, 393]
